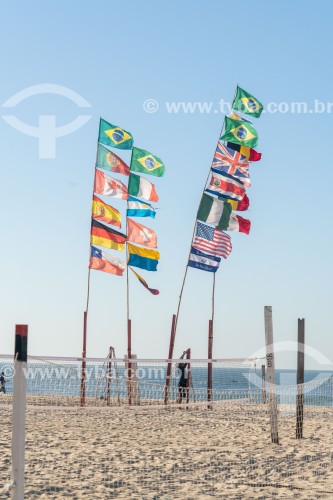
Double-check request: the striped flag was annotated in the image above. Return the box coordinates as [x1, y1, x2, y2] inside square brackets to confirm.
[193, 222, 232, 259]
[206, 169, 246, 201]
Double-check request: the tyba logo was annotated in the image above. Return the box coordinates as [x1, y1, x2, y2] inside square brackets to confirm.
[1, 84, 92, 159]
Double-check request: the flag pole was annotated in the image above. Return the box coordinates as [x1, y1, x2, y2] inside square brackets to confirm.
[208, 273, 215, 409]
[81, 128, 100, 406]
[126, 151, 133, 405]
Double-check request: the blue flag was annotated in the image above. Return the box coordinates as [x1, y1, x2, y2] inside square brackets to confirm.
[126, 196, 156, 218]
[188, 247, 221, 273]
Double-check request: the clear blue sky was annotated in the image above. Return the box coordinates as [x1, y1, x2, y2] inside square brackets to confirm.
[1, 1, 333, 369]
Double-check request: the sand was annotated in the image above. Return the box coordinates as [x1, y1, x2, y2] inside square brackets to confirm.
[1, 399, 333, 499]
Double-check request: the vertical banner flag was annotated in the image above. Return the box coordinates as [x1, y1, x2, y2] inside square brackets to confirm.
[130, 147, 165, 177]
[129, 267, 159, 295]
[98, 118, 133, 150]
[96, 144, 130, 176]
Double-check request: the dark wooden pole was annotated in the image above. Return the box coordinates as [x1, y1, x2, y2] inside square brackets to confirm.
[261, 365, 266, 404]
[264, 306, 279, 444]
[164, 314, 177, 405]
[296, 318, 305, 439]
[208, 319, 213, 409]
[106, 346, 113, 406]
[127, 319, 132, 405]
[80, 311, 87, 406]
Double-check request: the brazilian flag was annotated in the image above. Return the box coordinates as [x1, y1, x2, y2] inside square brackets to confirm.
[232, 86, 263, 118]
[221, 117, 258, 148]
[130, 147, 165, 177]
[98, 118, 133, 150]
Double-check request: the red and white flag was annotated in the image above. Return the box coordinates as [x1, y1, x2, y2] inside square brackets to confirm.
[94, 169, 128, 199]
[127, 218, 157, 248]
[193, 222, 232, 259]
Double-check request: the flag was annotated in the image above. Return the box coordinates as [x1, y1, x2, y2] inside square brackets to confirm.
[128, 173, 159, 202]
[229, 111, 253, 124]
[188, 247, 221, 273]
[225, 214, 251, 235]
[96, 144, 130, 176]
[130, 147, 165, 177]
[89, 246, 125, 276]
[212, 142, 250, 187]
[206, 169, 247, 201]
[127, 218, 157, 248]
[213, 141, 249, 170]
[221, 117, 258, 148]
[98, 118, 133, 149]
[94, 169, 128, 199]
[129, 267, 159, 295]
[92, 195, 121, 227]
[193, 222, 232, 259]
[232, 86, 263, 118]
[90, 219, 126, 251]
[227, 142, 262, 162]
[227, 194, 250, 212]
[197, 193, 232, 230]
[127, 196, 156, 219]
[127, 243, 160, 271]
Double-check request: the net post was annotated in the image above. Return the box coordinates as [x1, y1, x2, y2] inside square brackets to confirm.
[11, 324, 28, 500]
[296, 318, 305, 439]
[264, 306, 279, 444]
[164, 314, 177, 405]
[127, 319, 132, 405]
[186, 348, 191, 408]
[261, 364, 266, 404]
[80, 311, 87, 406]
[208, 319, 213, 409]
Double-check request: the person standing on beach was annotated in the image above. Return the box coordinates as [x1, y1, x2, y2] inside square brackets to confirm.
[176, 351, 189, 404]
[0, 371, 6, 394]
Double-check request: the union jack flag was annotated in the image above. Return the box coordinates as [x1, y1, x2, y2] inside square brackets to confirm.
[212, 142, 251, 187]
[213, 141, 249, 172]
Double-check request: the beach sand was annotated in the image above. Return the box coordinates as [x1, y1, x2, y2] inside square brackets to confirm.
[1, 400, 333, 499]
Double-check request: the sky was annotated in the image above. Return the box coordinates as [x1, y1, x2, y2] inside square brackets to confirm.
[1, 0, 333, 370]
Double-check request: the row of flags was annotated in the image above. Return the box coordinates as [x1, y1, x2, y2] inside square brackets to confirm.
[188, 85, 263, 273]
[88, 118, 165, 294]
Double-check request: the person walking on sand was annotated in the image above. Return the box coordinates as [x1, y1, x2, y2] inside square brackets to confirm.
[0, 371, 6, 394]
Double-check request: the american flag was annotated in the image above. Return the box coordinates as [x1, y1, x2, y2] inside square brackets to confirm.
[193, 222, 232, 259]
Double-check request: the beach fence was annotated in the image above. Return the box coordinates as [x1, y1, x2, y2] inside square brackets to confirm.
[2, 354, 333, 498]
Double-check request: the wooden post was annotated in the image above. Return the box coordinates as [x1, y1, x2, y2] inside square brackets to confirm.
[186, 348, 191, 407]
[127, 319, 132, 405]
[12, 324, 28, 500]
[208, 319, 213, 409]
[106, 346, 113, 406]
[164, 314, 177, 405]
[296, 318, 305, 439]
[80, 311, 87, 406]
[261, 365, 266, 404]
[264, 306, 279, 444]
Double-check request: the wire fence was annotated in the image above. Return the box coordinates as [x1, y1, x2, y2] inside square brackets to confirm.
[1, 355, 333, 498]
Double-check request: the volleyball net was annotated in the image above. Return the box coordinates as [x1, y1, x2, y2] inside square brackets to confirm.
[2, 354, 333, 498]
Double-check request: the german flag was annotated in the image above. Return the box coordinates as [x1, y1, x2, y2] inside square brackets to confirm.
[90, 219, 126, 251]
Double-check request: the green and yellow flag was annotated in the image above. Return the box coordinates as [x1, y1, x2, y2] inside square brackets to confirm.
[232, 86, 263, 118]
[98, 118, 133, 150]
[130, 147, 165, 177]
[221, 117, 258, 148]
